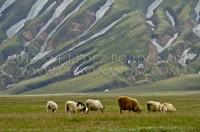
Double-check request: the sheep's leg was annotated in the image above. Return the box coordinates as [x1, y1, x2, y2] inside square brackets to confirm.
[66, 110, 69, 115]
[120, 109, 122, 114]
[73, 111, 76, 116]
[68, 112, 70, 115]
[47, 106, 51, 113]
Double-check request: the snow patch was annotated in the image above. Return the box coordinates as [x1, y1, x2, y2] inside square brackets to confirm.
[74, 62, 88, 76]
[6, 0, 48, 38]
[7, 54, 17, 61]
[146, 0, 164, 19]
[146, 20, 155, 27]
[166, 10, 175, 27]
[79, 0, 115, 37]
[41, 14, 127, 69]
[31, 50, 53, 63]
[25, 0, 73, 47]
[195, 0, 200, 21]
[178, 48, 197, 67]
[41, 57, 57, 69]
[41, 0, 86, 53]
[193, 24, 200, 37]
[45, 1, 56, 12]
[151, 33, 178, 53]
[6, 83, 15, 88]
[0, 0, 16, 17]
[32, 0, 86, 62]
[36, 0, 73, 47]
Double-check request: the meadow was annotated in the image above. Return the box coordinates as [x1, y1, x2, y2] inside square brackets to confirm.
[0, 93, 200, 132]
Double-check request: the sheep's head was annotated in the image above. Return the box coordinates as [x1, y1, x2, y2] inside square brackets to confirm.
[136, 105, 142, 113]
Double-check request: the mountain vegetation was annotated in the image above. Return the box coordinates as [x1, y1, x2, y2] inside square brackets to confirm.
[0, 0, 200, 94]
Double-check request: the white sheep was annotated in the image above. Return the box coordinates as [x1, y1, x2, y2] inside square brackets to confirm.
[46, 101, 58, 114]
[146, 101, 161, 113]
[65, 101, 88, 115]
[65, 101, 78, 115]
[85, 99, 105, 113]
[161, 103, 176, 113]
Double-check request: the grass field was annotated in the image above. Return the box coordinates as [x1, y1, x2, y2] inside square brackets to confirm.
[0, 93, 200, 131]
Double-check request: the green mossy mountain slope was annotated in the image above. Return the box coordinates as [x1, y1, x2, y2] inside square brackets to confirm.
[0, 0, 200, 94]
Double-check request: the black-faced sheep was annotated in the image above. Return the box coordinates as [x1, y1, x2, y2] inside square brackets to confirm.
[75, 101, 88, 113]
[118, 96, 142, 114]
[46, 101, 58, 114]
[146, 101, 161, 113]
[161, 103, 176, 113]
[85, 99, 105, 113]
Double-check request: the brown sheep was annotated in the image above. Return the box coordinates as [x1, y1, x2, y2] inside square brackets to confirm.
[118, 96, 142, 114]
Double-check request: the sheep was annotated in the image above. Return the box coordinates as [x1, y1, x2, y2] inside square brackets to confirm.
[65, 101, 78, 115]
[161, 103, 176, 113]
[118, 96, 142, 114]
[75, 101, 88, 113]
[85, 99, 105, 113]
[146, 101, 162, 113]
[46, 101, 58, 114]
[65, 101, 88, 115]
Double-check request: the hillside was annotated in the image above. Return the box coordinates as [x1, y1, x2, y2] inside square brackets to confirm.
[0, 0, 200, 94]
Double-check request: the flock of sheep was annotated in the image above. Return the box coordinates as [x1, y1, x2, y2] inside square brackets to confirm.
[46, 96, 176, 115]
[118, 96, 176, 114]
[47, 99, 105, 115]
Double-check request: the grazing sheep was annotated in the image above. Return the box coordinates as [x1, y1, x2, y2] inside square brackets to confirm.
[65, 101, 88, 115]
[146, 101, 162, 113]
[65, 101, 78, 115]
[118, 96, 142, 114]
[161, 103, 176, 113]
[75, 101, 88, 113]
[85, 99, 105, 113]
[46, 101, 58, 114]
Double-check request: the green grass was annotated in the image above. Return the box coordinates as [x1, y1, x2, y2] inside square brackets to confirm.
[1, 62, 128, 94]
[2, 73, 200, 95]
[111, 74, 200, 94]
[0, 93, 199, 131]
[154, 9, 173, 36]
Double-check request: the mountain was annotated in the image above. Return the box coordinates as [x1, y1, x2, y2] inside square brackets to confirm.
[0, 0, 200, 95]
